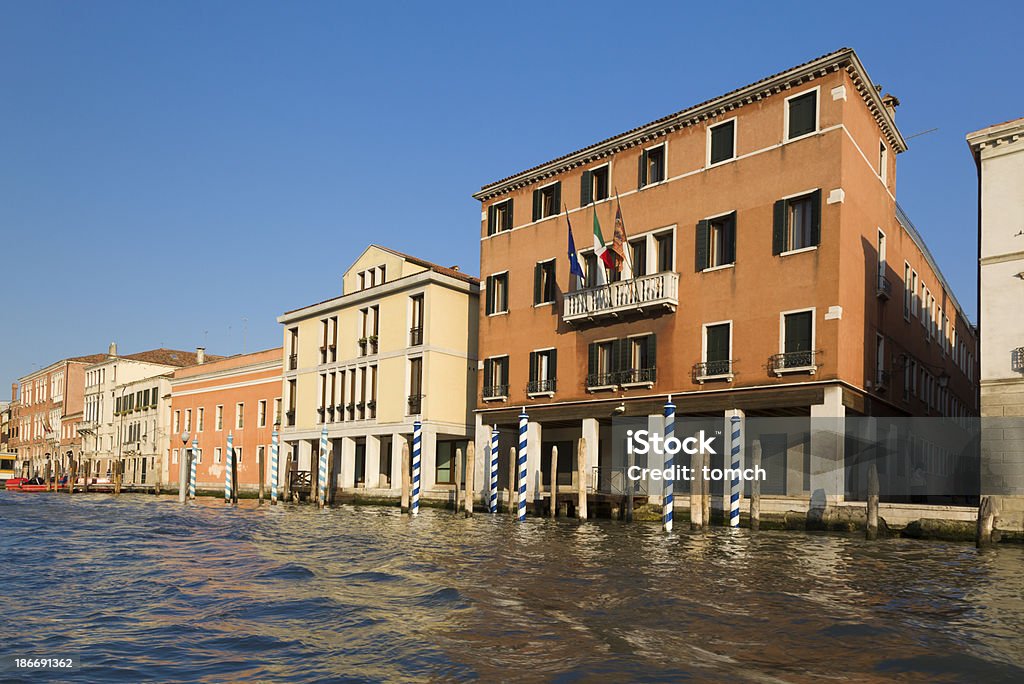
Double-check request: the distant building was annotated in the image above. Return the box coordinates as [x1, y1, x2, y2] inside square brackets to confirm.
[277, 245, 478, 500]
[167, 348, 282, 492]
[968, 116, 1024, 531]
[473, 47, 978, 512]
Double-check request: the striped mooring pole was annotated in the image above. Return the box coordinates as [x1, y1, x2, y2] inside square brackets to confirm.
[318, 425, 329, 507]
[663, 396, 676, 533]
[189, 438, 198, 500]
[517, 409, 528, 522]
[489, 425, 499, 514]
[270, 429, 279, 505]
[729, 415, 741, 527]
[224, 432, 234, 503]
[411, 420, 422, 516]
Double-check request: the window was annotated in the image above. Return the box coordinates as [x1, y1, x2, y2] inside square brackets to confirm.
[236, 403, 244, 430]
[528, 349, 558, 394]
[780, 310, 814, 369]
[629, 239, 647, 277]
[696, 212, 736, 270]
[487, 199, 513, 235]
[638, 144, 666, 187]
[879, 141, 888, 180]
[435, 441, 468, 485]
[624, 335, 657, 384]
[485, 272, 509, 315]
[773, 190, 821, 254]
[534, 260, 556, 305]
[410, 294, 424, 346]
[702, 322, 732, 377]
[235, 447, 242, 464]
[587, 336, 656, 387]
[904, 263, 912, 320]
[786, 89, 817, 140]
[173, 410, 180, 434]
[532, 182, 561, 221]
[216, 405, 224, 431]
[655, 232, 674, 272]
[408, 357, 423, 414]
[215, 447, 223, 464]
[708, 119, 735, 165]
[580, 165, 609, 206]
[194, 449, 203, 464]
[482, 356, 509, 399]
[172, 449, 178, 465]
[875, 334, 886, 387]
[583, 252, 600, 288]
[258, 400, 267, 428]
[911, 270, 919, 316]
[184, 409, 192, 433]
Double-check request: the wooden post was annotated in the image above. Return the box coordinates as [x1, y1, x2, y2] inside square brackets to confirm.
[400, 441, 411, 513]
[750, 439, 762, 532]
[508, 446, 517, 516]
[454, 447, 462, 512]
[82, 459, 90, 494]
[866, 461, 879, 540]
[258, 447, 265, 505]
[549, 445, 558, 518]
[576, 438, 587, 520]
[690, 449, 703, 530]
[625, 438, 634, 523]
[324, 446, 334, 507]
[464, 442, 475, 517]
[231, 450, 239, 504]
[976, 495, 996, 547]
[282, 454, 292, 503]
[44, 460, 52, 491]
[701, 450, 711, 527]
[67, 458, 76, 495]
[114, 461, 122, 496]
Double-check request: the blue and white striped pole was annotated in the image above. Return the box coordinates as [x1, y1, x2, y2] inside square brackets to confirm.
[517, 409, 528, 522]
[489, 425, 499, 514]
[270, 429, 279, 505]
[225, 432, 234, 503]
[189, 438, 198, 500]
[318, 426, 329, 507]
[663, 396, 676, 533]
[411, 420, 422, 516]
[729, 415, 741, 528]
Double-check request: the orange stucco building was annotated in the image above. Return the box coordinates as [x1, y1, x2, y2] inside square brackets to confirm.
[471, 48, 978, 513]
[167, 348, 283, 492]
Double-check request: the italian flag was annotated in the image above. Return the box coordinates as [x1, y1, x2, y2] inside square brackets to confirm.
[593, 211, 616, 268]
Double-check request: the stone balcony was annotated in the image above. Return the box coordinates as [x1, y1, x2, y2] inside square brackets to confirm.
[563, 271, 679, 323]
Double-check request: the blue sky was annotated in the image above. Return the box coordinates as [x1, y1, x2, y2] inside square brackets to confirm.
[1, 1, 1020, 389]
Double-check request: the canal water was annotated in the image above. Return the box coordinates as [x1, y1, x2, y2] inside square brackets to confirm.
[2, 492, 1023, 683]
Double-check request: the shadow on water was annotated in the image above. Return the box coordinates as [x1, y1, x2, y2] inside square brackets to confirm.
[2, 491, 1024, 683]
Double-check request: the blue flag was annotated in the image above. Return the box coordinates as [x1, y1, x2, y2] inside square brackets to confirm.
[567, 215, 585, 281]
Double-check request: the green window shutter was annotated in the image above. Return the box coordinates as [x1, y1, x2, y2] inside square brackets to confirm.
[504, 199, 514, 231]
[484, 275, 492, 315]
[638, 149, 648, 188]
[785, 312, 813, 353]
[646, 334, 657, 371]
[533, 263, 541, 304]
[501, 275, 508, 312]
[529, 351, 538, 383]
[532, 189, 542, 221]
[487, 204, 496, 235]
[725, 212, 737, 264]
[588, 343, 598, 378]
[810, 189, 822, 247]
[772, 200, 786, 255]
[548, 349, 557, 381]
[500, 358, 509, 386]
[695, 220, 709, 271]
[552, 182, 561, 214]
[580, 170, 592, 206]
[615, 338, 630, 373]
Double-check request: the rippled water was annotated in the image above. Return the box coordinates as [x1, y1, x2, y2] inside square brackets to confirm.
[2, 492, 1024, 683]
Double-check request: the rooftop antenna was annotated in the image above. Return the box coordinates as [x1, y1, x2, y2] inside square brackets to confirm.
[906, 128, 938, 140]
[242, 317, 248, 355]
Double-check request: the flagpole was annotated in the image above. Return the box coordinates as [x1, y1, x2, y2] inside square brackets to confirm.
[614, 188, 641, 307]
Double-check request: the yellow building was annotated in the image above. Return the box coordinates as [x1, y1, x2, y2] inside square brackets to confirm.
[277, 245, 479, 500]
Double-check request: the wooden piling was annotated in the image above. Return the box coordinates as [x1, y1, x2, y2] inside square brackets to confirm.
[282, 454, 292, 502]
[113, 461, 122, 496]
[549, 445, 558, 518]
[82, 460, 90, 494]
[866, 461, 879, 540]
[576, 438, 587, 520]
[976, 495, 996, 547]
[750, 440, 762, 532]
[324, 445, 334, 507]
[464, 442, 475, 517]
[701, 450, 711, 527]
[400, 441, 411, 513]
[625, 438, 634, 523]
[690, 449, 703, 530]
[67, 458, 76, 495]
[231, 450, 239, 505]
[453, 447, 462, 513]
[508, 446, 517, 516]
[258, 447, 265, 504]
[44, 461, 52, 491]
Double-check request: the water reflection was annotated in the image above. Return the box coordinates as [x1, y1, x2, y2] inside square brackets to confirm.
[2, 492, 1023, 682]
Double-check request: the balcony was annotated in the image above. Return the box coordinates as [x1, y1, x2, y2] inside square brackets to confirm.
[482, 385, 508, 401]
[285, 409, 295, 427]
[876, 274, 892, 300]
[526, 378, 557, 396]
[770, 350, 819, 376]
[586, 367, 657, 391]
[409, 326, 423, 346]
[407, 394, 424, 415]
[693, 360, 734, 383]
[563, 272, 679, 323]
[288, 354, 298, 371]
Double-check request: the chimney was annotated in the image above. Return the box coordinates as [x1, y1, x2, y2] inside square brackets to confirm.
[108, 341, 117, 357]
[196, 347, 206, 365]
[881, 93, 900, 121]
[450, 265, 461, 272]
[11, 383, 16, 403]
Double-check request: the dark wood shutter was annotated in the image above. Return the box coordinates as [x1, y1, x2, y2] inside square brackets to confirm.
[695, 220, 709, 271]
[484, 275, 493, 315]
[725, 212, 737, 264]
[533, 263, 541, 304]
[772, 200, 786, 255]
[487, 204, 496, 235]
[532, 189, 542, 221]
[500, 275, 508, 312]
[809, 189, 822, 247]
[548, 349, 557, 381]
[706, 324, 729, 362]
[646, 334, 657, 371]
[615, 338, 630, 374]
[504, 199, 514, 231]
[638, 149, 648, 188]
[529, 351, 538, 383]
[500, 358, 509, 386]
[784, 312, 813, 353]
[483, 358, 492, 388]
[588, 342, 598, 379]
[552, 182, 561, 214]
[580, 170, 592, 206]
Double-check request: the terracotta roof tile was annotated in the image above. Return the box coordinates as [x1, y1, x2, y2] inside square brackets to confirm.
[121, 349, 226, 367]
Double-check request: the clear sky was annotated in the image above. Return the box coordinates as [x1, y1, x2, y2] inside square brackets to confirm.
[1, 1, 1020, 390]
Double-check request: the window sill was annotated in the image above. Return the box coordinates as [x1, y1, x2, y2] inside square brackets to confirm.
[533, 301, 554, 308]
[700, 263, 735, 273]
[773, 365, 817, 377]
[487, 311, 509, 318]
[639, 179, 667, 191]
[527, 391, 555, 399]
[696, 374, 734, 384]
[621, 381, 654, 389]
[706, 156, 736, 169]
[586, 384, 617, 393]
[778, 246, 818, 257]
[482, 395, 508, 403]
[784, 130, 819, 145]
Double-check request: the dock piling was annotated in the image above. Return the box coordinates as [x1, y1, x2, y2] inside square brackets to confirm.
[270, 430, 279, 505]
[258, 443, 265, 505]
[114, 461, 122, 496]
[231, 448, 239, 505]
[976, 495, 997, 547]
[225, 432, 234, 504]
[401, 441, 411, 513]
[454, 447, 462, 513]
[411, 420, 422, 516]
[690, 448, 703, 530]
[488, 426, 499, 514]
[508, 447, 517, 516]
[464, 442, 475, 517]
[751, 439, 762, 532]
[67, 458, 76, 495]
[866, 461, 879, 540]
[576, 437, 587, 520]
[663, 396, 675, 533]
[549, 445, 558, 518]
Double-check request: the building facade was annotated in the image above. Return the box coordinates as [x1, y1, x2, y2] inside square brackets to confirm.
[167, 348, 282, 492]
[969, 116, 1024, 531]
[277, 245, 478, 500]
[472, 48, 978, 514]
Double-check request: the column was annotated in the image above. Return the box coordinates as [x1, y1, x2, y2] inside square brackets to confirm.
[582, 418, 600, 491]
[390, 433, 405, 493]
[365, 434, 381, 490]
[297, 439, 313, 472]
[340, 436, 356, 489]
[645, 414, 663, 503]
[474, 413, 489, 503]
[526, 421, 542, 505]
[420, 425, 438, 492]
[810, 385, 845, 507]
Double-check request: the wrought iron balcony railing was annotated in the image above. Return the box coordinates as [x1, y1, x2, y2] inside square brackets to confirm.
[526, 378, 557, 394]
[482, 385, 508, 400]
[585, 368, 657, 389]
[563, 271, 679, 323]
[769, 350, 819, 376]
[876, 274, 892, 300]
[694, 359, 734, 382]
[407, 394, 424, 415]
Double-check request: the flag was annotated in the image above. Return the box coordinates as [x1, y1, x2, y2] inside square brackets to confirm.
[593, 209, 616, 269]
[612, 199, 633, 276]
[567, 213, 585, 281]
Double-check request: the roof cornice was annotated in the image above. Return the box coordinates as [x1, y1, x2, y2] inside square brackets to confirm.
[473, 48, 906, 202]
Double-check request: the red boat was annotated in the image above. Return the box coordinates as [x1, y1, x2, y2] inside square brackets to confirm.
[5, 477, 54, 492]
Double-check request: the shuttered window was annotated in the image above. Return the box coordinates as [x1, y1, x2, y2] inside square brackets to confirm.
[772, 190, 821, 254]
[705, 324, 731, 363]
[532, 183, 561, 221]
[784, 311, 813, 353]
[638, 144, 666, 188]
[528, 349, 558, 393]
[487, 199, 514, 235]
[787, 91, 817, 139]
[534, 260, 556, 304]
[586, 335, 656, 387]
[695, 212, 736, 271]
[709, 120, 735, 164]
[485, 273, 509, 315]
[580, 165, 610, 206]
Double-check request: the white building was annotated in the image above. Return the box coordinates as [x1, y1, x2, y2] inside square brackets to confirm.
[968, 116, 1024, 532]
